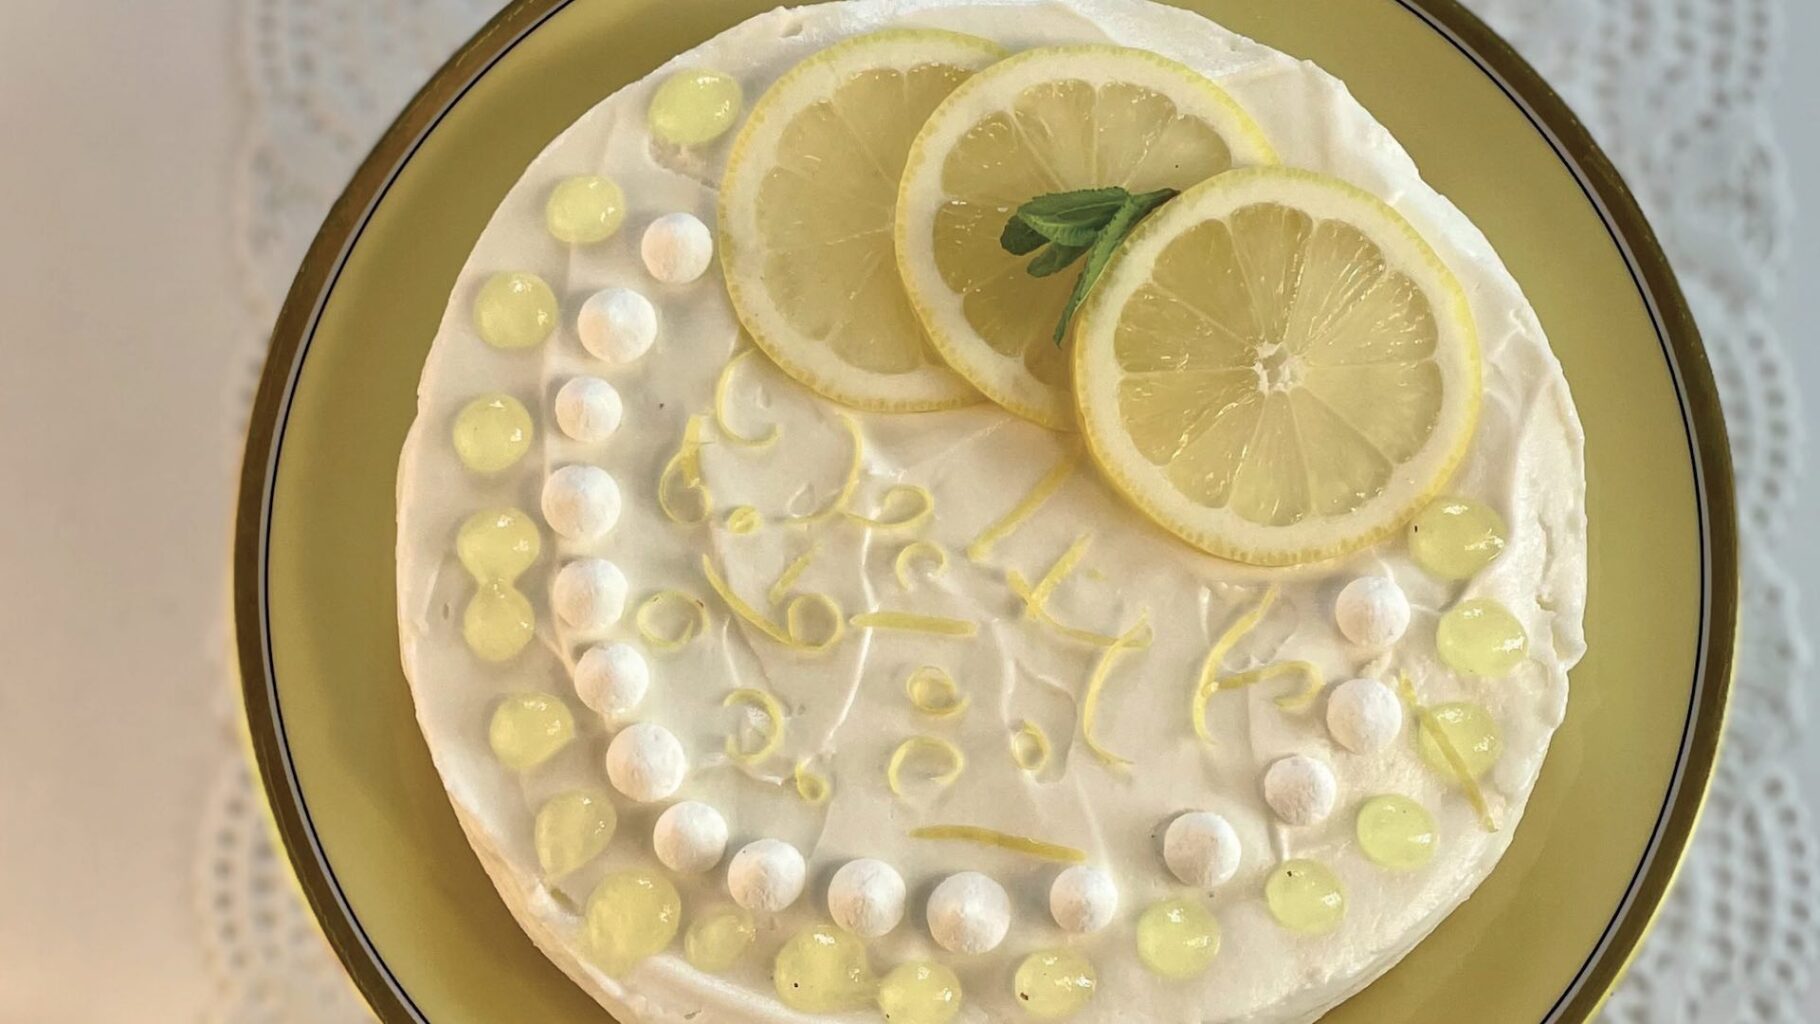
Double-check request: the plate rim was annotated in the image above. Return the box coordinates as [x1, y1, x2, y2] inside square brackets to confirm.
[232, 0, 1740, 1021]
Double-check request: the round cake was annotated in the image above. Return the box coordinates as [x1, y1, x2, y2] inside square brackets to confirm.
[395, 2, 1588, 1022]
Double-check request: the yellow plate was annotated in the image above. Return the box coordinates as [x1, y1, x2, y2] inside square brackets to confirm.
[235, 1, 1736, 1021]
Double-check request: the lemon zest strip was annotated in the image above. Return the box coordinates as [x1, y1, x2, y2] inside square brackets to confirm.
[905, 666, 969, 719]
[701, 554, 842, 653]
[767, 545, 818, 605]
[712, 349, 780, 449]
[783, 593, 845, 650]
[634, 590, 709, 651]
[845, 484, 934, 531]
[1398, 673, 1499, 832]
[1190, 585, 1281, 744]
[658, 415, 713, 524]
[789, 414, 864, 525]
[722, 688, 785, 765]
[1081, 614, 1152, 768]
[1218, 660, 1326, 710]
[886, 735, 965, 796]
[725, 506, 763, 534]
[851, 611, 978, 637]
[793, 759, 831, 805]
[908, 825, 1086, 864]
[893, 541, 950, 590]
[1010, 721, 1052, 773]
[965, 452, 1078, 562]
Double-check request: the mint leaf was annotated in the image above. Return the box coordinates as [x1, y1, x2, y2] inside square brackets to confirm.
[1000, 216, 1048, 256]
[997, 185, 1182, 344]
[1016, 188, 1129, 246]
[1051, 187, 1179, 344]
[1027, 242, 1090, 278]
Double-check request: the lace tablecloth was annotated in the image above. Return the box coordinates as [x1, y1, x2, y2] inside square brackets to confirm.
[210, 1, 1812, 1020]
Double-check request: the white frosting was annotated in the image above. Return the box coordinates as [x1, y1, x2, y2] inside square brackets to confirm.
[1326, 677, 1403, 755]
[1263, 755, 1338, 826]
[554, 376, 624, 443]
[653, 801, 729, 875]
[1163, 811, 1242, 889]
[827, 858, 908, 938]
[552, 559, 628, 632]
[395, 2, 1589, 1022]
[1049, 865, 1119, 934]
[926, 872, 1011, 955]
[577, 288, 658, 365]
[540, 464, 621, 541]
[573, 642, 650, 721]
[1333, 576, 1411, 649]
[603, 722, 686, 803]
[640, 213, 714, 284]
[727, 838, 807, 913]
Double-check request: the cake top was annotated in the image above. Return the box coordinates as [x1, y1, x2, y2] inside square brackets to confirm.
[395, 2, 1587, 1023]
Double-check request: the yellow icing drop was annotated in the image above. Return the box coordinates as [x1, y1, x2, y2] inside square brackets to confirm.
[722, 688, 785, 765]
[1408, 495, 1508, 580]
[634, 590, 709, 651]
[584, 869, 681, 975]
[774, 924, 875, 1013]
[488, 693, 574, 772]
[649, 69, 744, 147]
[463, 580, 535, 662]
[456, 507, 541, 583]
[1013, 948, 1097, 1019]
[908, 825, 1085, 864]
[1264, 860, 1346, 934]
[1136, 898, 1221, 979]
[1357, 795, 1439, 870]
[905, 666, 969, 719]
[878, 960, 963, 1024]
[545, 175, 625, 244]
[685, 905, 756, 973]
[658, 416, 713, 524]
[472, 271, 557, 350]
[713, 349, 781, 449]
[851, 611, 978, 637]
[1010, 722, 1052, 773]
[886, 736, 965, 796]
[452, 394, 534, 473]
[966, 452, 1078, 562]
[534, 789, 617, 878]
[1436, 597, 1529, 678]
[894, 541, 951, 590]
[1398, 674, 1501, 832]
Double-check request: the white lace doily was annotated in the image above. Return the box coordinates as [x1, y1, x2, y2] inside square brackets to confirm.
[214, 1, 1813, 1020]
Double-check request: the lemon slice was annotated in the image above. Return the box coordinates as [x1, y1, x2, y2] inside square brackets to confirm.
[720, 30, 1007, 412]
[1072, 167, 1480, 565]
[896, 46, 1276, 429]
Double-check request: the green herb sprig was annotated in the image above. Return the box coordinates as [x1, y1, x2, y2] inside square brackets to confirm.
[1000, 186, 1178, 344]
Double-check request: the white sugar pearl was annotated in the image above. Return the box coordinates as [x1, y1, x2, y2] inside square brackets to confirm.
[641, 212, 714, 284]
[554, 376, 623, 443]
[827, 859, 906, 938]
[653, 801, 728, 874]
[552, 559, 627, 632]
[1263, 754, 1338, 826]
[728, 838, 806, 913]
[573, 642, 648, 720]
[541, 464, 621, 541]
[577, 287, 658, 364]
[1163, 811, 1241, 889]
[1327, 677, 1403, 754]
[1049, 865, 1118, 934]
[604, 722, 687, 803]
[926, 872, 1010, 955]
[1334, 576, 1411, 648]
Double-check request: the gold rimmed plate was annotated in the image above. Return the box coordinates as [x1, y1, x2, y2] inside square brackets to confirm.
[235, 0, 1736, 1020]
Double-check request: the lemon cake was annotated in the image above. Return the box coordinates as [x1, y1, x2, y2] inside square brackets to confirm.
[395, 1, 1587, 1021]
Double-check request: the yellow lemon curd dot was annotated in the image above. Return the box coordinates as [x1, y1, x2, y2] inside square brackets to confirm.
[1265, 860, 1346, 935]
[1136, 898, 1222, 979]
[1014, 948, 1097, 1019]
[473, 271, 557, 349]
[878, 961, 963, 1024]
[456, 507, 541, 582]
[774, 924, 875, 1013]
[585, 869, 681, 974]
[684, 905, 756, 973]
[451, 394, 534, 474]
[463, 579, 536, 662]
[1418, 702, 1503, 780]
[487, 692, 574, 771]
[1357, 795, 1438, 871]
[1436, 597, 1529, 677]
[1408, 496, 1508, 580]
[649, 70, 743, 146]
[534, 789, 617, 878]
[546, 175, 626, 244]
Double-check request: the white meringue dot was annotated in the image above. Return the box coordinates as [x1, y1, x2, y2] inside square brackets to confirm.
[1049, 865, 1118, 934]
[1263, 754, 1338, 826]
[604, 722, 687, 803]
[554, 376, 624, 443]
[727, 838, 807, 913]
[926, 871, 1011, 955]
[552, 558, 628, 632]
[1163, 811, 1241, 889]
[573, 642, 649, 720]
[827, 859, 907, 939]
[1334, 575, 1412, 648]
[1326, 677, 1404, 754]
[653, 801, 729, 875]
[641, 212, 714, 284]
[541, 464, 621, 541]
[577, 287, 658, 365]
